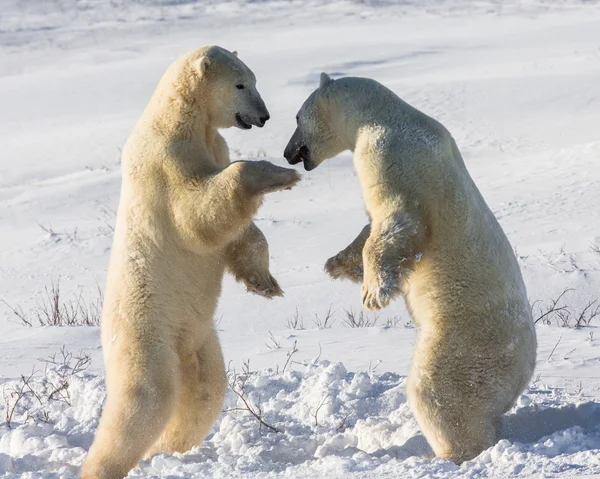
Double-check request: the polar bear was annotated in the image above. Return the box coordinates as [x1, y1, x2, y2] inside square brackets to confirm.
[284, 73, 536, 463]
[81, 46, 300, 479]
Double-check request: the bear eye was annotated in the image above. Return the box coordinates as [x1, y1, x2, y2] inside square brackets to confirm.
[236, 84, 245, 90]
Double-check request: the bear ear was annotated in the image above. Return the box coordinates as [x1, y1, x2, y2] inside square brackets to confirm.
[319, 72, 333, 88]
[195, 55, 212, 75]
[231, 50, 238, 57]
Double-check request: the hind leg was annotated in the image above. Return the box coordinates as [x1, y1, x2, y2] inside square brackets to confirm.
[81, 342, 178, 479]
[408, 373, 498, 464]
[416, 405, 497, 463]
[145, 328, 227, 456]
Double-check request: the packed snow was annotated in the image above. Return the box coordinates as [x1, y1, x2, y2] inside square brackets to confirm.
[1, 0, 600, 477]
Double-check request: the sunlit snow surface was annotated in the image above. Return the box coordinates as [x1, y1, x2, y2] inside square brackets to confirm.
[1, 0, 600, 477]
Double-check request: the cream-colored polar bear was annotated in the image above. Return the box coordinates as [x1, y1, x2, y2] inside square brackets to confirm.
[284, 73, 536, 463]
[81, 46, 300, 479]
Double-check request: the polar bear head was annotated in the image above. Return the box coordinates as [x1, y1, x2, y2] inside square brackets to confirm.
[179, 46, 270, 130]
[284, 72, 346, 171]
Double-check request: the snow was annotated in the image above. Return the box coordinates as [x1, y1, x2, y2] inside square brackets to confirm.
[2, 360, 600, 478]
[1, 0, 600, 477]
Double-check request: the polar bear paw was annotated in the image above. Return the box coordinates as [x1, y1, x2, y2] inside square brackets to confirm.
[239, 161, 301, 195]
[241, 272, 284, 298]
[324, 252, 363, 283]
[361, 272, 401, 311]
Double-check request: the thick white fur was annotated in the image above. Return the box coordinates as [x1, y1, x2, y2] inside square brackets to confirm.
[81, 46, 300, 479]
[290, 74, 536, 463]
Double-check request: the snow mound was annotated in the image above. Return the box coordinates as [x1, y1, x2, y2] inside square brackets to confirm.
[1, 361, 599, 478]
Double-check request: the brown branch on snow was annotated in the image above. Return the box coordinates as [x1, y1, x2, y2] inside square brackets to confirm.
[313, 306, 336, 329]
[547, 334, 563, 362]
[533, 289, 600, 328]
[312, 394, 330, 428]
[533, 288, 573, 325]
[282, 340, 299, 374]
[225, 367, 281, 433]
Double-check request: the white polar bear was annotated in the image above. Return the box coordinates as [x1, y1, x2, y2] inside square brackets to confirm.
[284, 73, 536, 463]
[81, 46, 300, 479]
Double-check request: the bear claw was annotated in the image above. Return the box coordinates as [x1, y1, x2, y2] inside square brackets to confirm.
[243, 274, 284, 299]
[361, 277, 400, 311]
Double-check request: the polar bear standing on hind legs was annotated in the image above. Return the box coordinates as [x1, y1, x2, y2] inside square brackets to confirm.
[284, 73, 536, 463]
[81, 46, 300, 479]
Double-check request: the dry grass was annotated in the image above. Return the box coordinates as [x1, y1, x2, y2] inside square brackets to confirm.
[2, 278, 103, 327]
[342, 308, 381, 328]
[313, 306, 336, 329]
[287, 307, 408, 330]
[286, 307, 305, 330]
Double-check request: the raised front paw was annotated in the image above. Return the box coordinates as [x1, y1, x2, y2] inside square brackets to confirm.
[240, 161, 302, 195]
[241, 272, 284, 299]
[324, 252, 363, 283]
[361, 272, 401, 311]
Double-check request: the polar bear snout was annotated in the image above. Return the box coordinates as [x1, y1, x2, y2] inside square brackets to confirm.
[258, 113, 270, 127]
[284, 129, 313, 170]
[235, 110, 270, 129]
[234, 89, 270, 129]
[284, 144, 311, 169]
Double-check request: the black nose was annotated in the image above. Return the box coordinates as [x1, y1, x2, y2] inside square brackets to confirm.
[259, 114, 270, 127]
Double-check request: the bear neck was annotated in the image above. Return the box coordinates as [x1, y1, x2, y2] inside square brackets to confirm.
[148, 71, 218, 147]
[329, 81, 401, 152]
[335, 106, 385, 153]
[329, 102, 381, 153]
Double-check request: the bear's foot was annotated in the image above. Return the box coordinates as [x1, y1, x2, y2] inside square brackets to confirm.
[241, 273, 284, 298]
[361, 272, 401, 311]
[324, 252, 363, 283]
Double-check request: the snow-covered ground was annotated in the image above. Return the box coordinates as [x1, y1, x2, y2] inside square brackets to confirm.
[1, 0, 600, 477]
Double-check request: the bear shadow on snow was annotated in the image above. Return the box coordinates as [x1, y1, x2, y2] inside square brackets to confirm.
[371, 400, 600, 463]
[499, 400, 600, 444]
[4, 454, 80, 476]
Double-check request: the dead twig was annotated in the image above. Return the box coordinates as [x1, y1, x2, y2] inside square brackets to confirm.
[313, 394, 330, 428]
[226, 368, 281, 433]
[286, 307, 304, 330]
[282, 340, 299, 374]
[343, 308, 380, 328]
[547, 334, 563, 362]
[313, 306, 336, 329]
[533, 289, 573, 325]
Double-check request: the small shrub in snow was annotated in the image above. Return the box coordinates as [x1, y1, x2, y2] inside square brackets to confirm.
[342, 308, 381, 328]
[383, 315, 407, 328]
[2, 278, 103, 327]
[282, 340, 300, 374]
[287, 307, 305, 330]
[266, 331, 281, 350]
[225, 362, 281, 433]
[2, 346, 91, 429]
[313, 306, 336, 329]
[533, 288, 600, 328]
